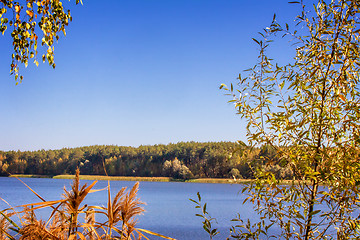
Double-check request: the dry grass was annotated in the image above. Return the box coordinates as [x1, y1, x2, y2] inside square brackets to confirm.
[0, 169, 175, 240]
[53, 175, 172, 183]
[185, 178, 247, 184]
[53, 175, 248, 184]
[11, 174, 256, 184]
[9, 174, 310, 186]
[0, 211, 10, 240]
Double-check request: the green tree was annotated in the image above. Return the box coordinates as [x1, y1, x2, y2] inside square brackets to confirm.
[221, 0, 360, 239]
[0, 0, 82, 83]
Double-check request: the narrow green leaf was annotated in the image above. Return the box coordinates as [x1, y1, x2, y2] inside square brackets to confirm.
[252, 38, 260, 45]
[309, 210, 321, 216]
[0, 210, 20, 231]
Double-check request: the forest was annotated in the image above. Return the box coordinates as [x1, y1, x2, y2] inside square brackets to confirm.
[0, 142, 292, 180]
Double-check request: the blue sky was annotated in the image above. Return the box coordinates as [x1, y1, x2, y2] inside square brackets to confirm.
[0, 0, 303, 151]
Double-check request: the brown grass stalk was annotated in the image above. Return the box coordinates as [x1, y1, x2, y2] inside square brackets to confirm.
[1, 168, 174, 240]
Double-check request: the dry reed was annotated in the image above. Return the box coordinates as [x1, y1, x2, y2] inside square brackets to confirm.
[0, 168, 175, 240]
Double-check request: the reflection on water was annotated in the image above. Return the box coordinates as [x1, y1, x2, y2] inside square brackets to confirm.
[0, 177, 250, 240]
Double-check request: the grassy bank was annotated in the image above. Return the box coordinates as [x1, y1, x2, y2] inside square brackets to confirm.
[9, 174, 53, 178]
[186, 178, 251, 184]
[53, 175, 243, 184]
[53, 175, 172, 182]
[8, 174, 308, 185]
[9, 174, 245, 184]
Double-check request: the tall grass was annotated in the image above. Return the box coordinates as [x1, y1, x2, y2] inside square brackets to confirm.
[0, 169, 174, 240]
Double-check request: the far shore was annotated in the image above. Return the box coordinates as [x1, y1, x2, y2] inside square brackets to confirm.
[7, 174, 308, 185]
[8, 174, 251, 184]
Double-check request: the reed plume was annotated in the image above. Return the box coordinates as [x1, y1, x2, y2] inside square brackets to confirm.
[47, 208, 69, 240]
[0, 169, 175, 240]
[19, 219, 57, 240]
[63, 168, 91, 236]
[101, 181, 144, 239]
[0, 211, 9, 240]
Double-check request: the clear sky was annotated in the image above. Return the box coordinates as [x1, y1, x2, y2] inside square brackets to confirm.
[0, 0, 303, 151]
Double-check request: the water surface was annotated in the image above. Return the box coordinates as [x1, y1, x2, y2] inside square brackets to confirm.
[0, 177, 250, 240]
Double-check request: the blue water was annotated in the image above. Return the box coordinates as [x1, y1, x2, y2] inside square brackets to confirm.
[0, 177, 251, 240]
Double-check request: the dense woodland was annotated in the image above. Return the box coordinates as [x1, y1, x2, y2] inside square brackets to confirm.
[0, 142, 293, 179]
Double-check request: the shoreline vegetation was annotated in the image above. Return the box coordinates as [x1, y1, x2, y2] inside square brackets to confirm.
[7, 174, 304, 185]
[0, 142, 294, 181]
[8, 174, 249, 184]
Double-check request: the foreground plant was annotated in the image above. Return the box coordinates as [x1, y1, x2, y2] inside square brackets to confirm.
[190, 192, 219, 240]
[0, 0, 83, 83]
[0, 169, 174, 240]
[219, 0, 360, 239]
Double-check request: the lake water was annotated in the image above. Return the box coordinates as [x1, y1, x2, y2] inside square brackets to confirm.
[0, 177, 252, 240]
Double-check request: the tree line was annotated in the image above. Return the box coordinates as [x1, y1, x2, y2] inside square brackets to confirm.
[0, 142, 293, 179]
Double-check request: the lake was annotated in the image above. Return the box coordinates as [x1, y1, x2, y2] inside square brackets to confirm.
[0, 177, 252, 240]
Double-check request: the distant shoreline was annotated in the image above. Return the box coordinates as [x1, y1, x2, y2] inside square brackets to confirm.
[8, 174, 251, 184]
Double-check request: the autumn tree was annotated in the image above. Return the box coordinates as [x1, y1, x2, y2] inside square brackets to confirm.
[0, 0, 82, 83]
[162, 157, 193, 179]
[221, 0, 360, 239]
